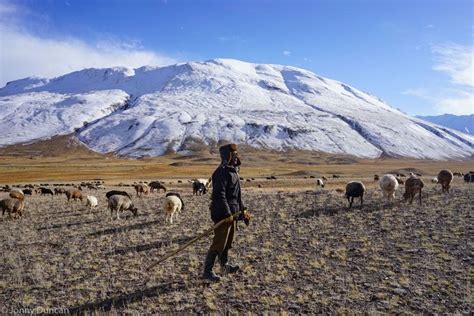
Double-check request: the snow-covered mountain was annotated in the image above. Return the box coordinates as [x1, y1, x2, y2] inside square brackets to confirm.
[1, 59, 473, 159]
[416, 114, 474, 136]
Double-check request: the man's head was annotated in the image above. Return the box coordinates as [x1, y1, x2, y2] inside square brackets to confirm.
[219, 143, 241, 167]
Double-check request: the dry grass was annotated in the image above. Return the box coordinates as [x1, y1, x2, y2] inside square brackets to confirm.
[0, 174, 472, 313]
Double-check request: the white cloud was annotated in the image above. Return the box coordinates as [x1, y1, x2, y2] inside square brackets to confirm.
[434, 91, 474, 115]
[283, 50, 291, 56]
[402, 88, 435, 101]
[0, 2, 177, 86]
[405, 43, 474, 115]
[432, 43, 474, 87]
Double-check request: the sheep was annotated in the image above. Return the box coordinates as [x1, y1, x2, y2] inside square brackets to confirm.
[464, 173, 474, 183]
[379, 174, 399, 201]
[437, 169, 454, 193]
[105, 190, 132, 199]
[1, 198, 25, 218]
[431, 177, 438, 183]
[166, 192, 185, 211]
[403, 176, 424, 205]
[193, 182, 207, 195]
[134, 184, 149, 197]
[9, 189, 25, 201]
[403, 176, 425, 205]
[163, 195, 182, 224]
[345, 181, 365, 208]
[316, 179, 325, 188]
[107, 195, 137, 220]
[86, 195, 98, 211]
[374, 174, 380, 181]
[65, 189, 84, 203]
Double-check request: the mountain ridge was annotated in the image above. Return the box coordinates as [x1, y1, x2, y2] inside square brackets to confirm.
[416, 114, 473, 136]
[1, 58, 473, 160]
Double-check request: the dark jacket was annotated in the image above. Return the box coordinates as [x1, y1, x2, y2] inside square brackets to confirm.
[210, 165, 244, 223]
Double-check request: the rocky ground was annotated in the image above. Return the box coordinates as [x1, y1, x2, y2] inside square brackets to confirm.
[0, 178, 472, 314]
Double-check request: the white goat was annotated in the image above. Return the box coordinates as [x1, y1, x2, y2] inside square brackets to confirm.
[86, 195, 98, 211]
[163, 195, 182, 224]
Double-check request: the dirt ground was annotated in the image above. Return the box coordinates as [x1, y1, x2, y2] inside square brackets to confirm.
[0, 173, 472, 314]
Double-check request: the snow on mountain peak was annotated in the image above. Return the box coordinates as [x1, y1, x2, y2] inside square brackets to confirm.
[1, 59, 473, 159]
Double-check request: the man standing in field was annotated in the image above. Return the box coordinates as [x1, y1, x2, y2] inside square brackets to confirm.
[203, 143, 245, 282]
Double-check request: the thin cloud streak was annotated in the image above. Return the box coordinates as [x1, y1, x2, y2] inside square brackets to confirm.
[432, 43, 474, 87]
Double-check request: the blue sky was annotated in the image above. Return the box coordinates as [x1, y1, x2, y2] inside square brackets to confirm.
[0, 0, 473, 115]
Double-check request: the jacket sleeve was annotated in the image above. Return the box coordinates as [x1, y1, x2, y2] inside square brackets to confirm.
[238, 183, 245, 211]
[213, 170, 232, 217]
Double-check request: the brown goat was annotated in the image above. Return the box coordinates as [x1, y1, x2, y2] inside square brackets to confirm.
[1, 198, 25, 218]
[65, 189, 84, 202]
[403, 176, 424, 205]
[437, 169, 454, 193]
[134, 184, 149, 197]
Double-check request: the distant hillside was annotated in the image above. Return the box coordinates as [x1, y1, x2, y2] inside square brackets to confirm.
[417, 114, 474, 135]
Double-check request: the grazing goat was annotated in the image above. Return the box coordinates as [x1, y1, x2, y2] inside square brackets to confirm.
[23, 189, 33, 195]
[345, 181, 365, 208]
[374, 174, 379, 181]
[134, 184, 149, 197]
[193, 182, 207, 195]
[66, 189, 84, 203]
[1, 198, 25, 218]
[86, 195, 98, 210]
[437, 169, 453, 193]
[108, 195, 137, 219]
[37, 187, 54, 196]
[54, 188, 66, 195]
[166, 192, 185, 211]
[105, 190, 132, 199]
[379, 174, 399, 201]
[322, 176, 328, 181]
[403, 176, 424, 205]
[163, 195, 182, 224]
[149, 181, 167, 193]
[316, 179, 325, 188]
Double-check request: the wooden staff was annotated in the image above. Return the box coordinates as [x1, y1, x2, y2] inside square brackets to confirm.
[146, 215, 235, 272]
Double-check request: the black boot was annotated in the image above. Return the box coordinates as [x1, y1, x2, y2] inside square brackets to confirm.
[203, 250, 221, 282]
[220, 250, 240, 274]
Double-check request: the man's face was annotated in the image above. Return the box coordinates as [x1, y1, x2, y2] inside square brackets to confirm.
[230, 151, 241, 167]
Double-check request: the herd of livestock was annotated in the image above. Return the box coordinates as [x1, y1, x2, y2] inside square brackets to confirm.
[0, 178, 211, 222]
[0, 170, 472, 221]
